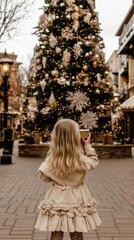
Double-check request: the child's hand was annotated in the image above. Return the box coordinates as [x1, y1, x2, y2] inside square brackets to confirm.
[82, 132, 91, 144]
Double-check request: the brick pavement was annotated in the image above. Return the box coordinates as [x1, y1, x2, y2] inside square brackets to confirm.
[0, 140, 134, 240]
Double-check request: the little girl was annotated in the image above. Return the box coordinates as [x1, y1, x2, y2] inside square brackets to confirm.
[35, 119, 101, 240]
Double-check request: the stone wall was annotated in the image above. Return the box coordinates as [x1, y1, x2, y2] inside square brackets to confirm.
[18, 144, 50, 158]
[94, 144, 132, 159]
[18, 143, 133, 158]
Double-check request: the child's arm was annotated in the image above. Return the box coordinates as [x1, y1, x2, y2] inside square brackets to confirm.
[38, 162, 52, 182]
[82, 133, 99, 170]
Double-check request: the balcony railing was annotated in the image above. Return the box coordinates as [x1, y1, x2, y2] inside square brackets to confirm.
[118, 15, 134, 53]
[119, 85, 128, 102]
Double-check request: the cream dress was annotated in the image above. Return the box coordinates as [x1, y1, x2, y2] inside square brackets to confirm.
[35, 144, 101, 232]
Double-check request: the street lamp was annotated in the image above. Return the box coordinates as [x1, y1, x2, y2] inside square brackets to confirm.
[113, 92, 120, 104]
[0, 51, 14, 164]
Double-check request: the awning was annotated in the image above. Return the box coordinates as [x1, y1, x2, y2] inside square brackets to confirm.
[120, 96, 134, 110]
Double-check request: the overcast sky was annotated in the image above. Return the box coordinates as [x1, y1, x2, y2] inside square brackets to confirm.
[96, 0, 132, 60]
[0, 0, 132, 65]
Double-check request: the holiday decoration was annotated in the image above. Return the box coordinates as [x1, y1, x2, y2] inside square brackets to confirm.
[66, 91, 89, 111]
[48, 91, 57, 108]
[23, 0, 113, 140]
[73, 43, 83, 59]
[80, 111, 98, 130]
[62, 50, 71, 66]
[49, 33, 58, 48]
[40, 79, 46, 91]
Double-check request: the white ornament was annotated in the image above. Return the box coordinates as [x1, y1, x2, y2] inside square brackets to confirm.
[49, 33, 58, 48]
[79, 111, 98, 129]
[71, 12, 79, 21]
[42, 57, 47, 69]
[85, 52, 89, 57]
[28, 112, 36, 122]
[66, 91, 89, 111]
[61, 27, 74, 40]
[27, 104, 37, 112]
[96, 88, 100, 94]
[41, 107, 50, 115]
[58, 77, 66, 84]
[48, 91, 57, 108]
[36, 65, 42, 71]
[40, 79, 46, 91]
[56, 46, 62, 54]
[72, 20, 79, 32]
[97, 73, 101, 81]
[73, 42, 83, 59]
[83, 65, 88, 71]
[66, 14, 71, 20]
[60, 3, 65, 7]
[45, 73, 49, 79]
[62, 49, 71, 66]
[84, 12, 92, 24]
[85, 41, 90, 46]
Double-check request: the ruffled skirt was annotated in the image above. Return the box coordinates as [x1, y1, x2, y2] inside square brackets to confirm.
[35, 184, 101, 232]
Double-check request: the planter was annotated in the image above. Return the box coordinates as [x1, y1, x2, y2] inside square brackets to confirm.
[92, 134, 105, 144]
[34, 133, 42, 144]
[105, 135, 113, 144]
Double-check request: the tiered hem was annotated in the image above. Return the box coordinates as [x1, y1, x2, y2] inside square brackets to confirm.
[35, 184, 101, 232]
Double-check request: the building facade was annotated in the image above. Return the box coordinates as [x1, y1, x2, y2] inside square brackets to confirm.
[0, 52, 22, 138]
[108, 2, 134, 144]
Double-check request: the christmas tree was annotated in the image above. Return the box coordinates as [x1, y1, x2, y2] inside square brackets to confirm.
[23, 0, 113, 141]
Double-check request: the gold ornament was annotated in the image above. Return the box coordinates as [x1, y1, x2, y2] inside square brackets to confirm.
[48, 91, 57, 108]
[45, 73, 49, 80]
[51, 70, 59, 77]
[96, 88, 100, 94]
[83, 65, 88, 71]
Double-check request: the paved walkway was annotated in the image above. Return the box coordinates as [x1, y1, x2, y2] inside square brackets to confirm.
[0, 141, 134, 240]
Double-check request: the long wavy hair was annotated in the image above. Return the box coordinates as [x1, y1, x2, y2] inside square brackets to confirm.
[46, 119, 84, 177]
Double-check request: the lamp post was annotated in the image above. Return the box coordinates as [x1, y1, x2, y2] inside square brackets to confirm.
[113, 92, 120, 104]
[0, 51, 14, 164]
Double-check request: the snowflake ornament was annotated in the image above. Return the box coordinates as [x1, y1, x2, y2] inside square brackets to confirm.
[66, 91, 89, 111]
[79, 111, 98, 130]
[62, 49, 71, 66]
[73, 42, 83, 59]
[41, 107, 51, 115]
[61, 27, 74, 40]
[49, 33, 58, 48]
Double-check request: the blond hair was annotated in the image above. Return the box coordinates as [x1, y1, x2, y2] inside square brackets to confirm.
[47, 119, 83, 177]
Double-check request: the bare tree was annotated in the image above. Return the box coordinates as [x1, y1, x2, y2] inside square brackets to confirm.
[0, 0, 36, 43]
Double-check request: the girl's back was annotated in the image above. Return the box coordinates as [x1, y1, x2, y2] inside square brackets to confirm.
[35, 119, 101, 239]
